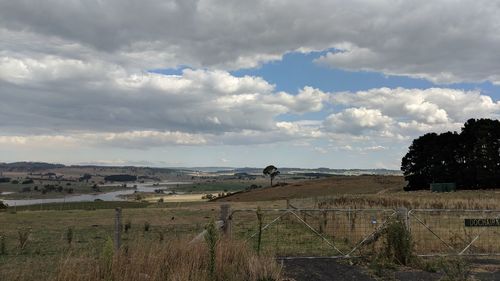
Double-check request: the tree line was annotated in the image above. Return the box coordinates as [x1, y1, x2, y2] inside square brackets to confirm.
[402, 118, 500, 191]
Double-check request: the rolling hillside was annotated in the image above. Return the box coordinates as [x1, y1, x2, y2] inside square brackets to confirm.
[216, 175, 406, 202]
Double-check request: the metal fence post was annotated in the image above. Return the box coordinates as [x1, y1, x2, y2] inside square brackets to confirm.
[114, 207, 122, 250]
[220, 204, 231, 237]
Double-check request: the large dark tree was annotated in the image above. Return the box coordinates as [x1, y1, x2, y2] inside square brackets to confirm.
[459, 119, 500, 188]
[402, 118, 500, 191]
[263, 165, 280, 187]
[402, 132, 460, 191]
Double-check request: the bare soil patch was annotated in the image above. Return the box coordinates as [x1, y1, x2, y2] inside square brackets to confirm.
[282, 259, 375, 281]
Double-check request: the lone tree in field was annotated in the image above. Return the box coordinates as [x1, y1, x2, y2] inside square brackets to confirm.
[263, 165, 280, 187]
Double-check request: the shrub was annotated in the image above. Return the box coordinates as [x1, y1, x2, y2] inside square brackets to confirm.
[0, 200, 7, 209]
[18, 228, 31, 251]
[383, 218, 414, 266]
[0, 233, 6, 255]
[66, 228, 73, 245]
[104, 174, 137, 182]
[21, 179, 34, 184]
[124, 220, 132, 233]
[205, 220, 219, 279]
[100, 237, 115, 277]
[0, 177, 11, 183]
[256, 207, 264, 255]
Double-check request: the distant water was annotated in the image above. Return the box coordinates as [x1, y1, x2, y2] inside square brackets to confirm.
[1, 181, 191, 207]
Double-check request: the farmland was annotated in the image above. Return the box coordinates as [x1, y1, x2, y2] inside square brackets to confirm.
[2, 170, 500, 280]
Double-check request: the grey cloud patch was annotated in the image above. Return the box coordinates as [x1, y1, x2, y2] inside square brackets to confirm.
[2, 1, 500, 82]
[0, 120, 322, 149]
[0, 57, 327, 134]
[314, 1, 500, 84]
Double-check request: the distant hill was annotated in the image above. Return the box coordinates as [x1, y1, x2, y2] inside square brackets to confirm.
[0, 162, 401, 176]
[203, 167, 402, 176]
[0, 162, 64, 172]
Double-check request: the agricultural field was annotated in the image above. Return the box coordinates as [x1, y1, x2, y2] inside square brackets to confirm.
[2, 174, 500, 280]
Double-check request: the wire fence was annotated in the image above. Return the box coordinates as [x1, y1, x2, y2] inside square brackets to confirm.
[409, 209, 500, 256]
[230, 208, 396, 257]
[230, 207, 500, 258]
[2, 206, 500, 259]
[0, 207, 212, 258]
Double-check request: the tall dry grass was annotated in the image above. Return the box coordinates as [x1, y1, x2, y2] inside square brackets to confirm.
[54, 238, 282, 281]
[317, 192, 500, 210]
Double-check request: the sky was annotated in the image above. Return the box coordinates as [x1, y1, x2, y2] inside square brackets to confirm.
[1, 0, 500, 169]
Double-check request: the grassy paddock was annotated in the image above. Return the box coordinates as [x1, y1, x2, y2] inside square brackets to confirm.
[2, 236, 282, 281]
[2, 175, 500, 279]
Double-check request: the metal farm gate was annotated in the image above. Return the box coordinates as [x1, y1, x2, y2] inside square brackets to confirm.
[230, 208, 397, 258]
[228, 207, 500, 258]
[409, 209, 500, 257]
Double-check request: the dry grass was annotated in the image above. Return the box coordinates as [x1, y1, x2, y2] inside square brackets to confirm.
[53, 239, 281, 281]
[218, 175, 405, 202]
[317, 191, 500, 210]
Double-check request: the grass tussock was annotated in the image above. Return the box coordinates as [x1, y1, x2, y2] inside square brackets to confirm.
[54, 239, 282, 281]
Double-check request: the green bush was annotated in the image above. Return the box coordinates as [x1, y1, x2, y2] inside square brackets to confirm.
[18, 228, 31, 252]
[205, 220, 219, 280]
[383, 218, 413, 266]
[100, 237, 115, 277]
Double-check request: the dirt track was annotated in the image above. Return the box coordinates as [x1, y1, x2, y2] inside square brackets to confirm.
[282, 258, 500, 281]
[282, 259, 375, 281]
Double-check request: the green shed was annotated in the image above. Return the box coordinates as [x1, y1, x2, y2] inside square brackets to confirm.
[430, 182, 456, 192]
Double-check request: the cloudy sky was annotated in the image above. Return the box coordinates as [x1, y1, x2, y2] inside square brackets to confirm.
[1, 0, 500, 169]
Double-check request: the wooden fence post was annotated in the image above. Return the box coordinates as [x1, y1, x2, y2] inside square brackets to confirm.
[220, 204, 231, 237]
[114, 207, 122, 250]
